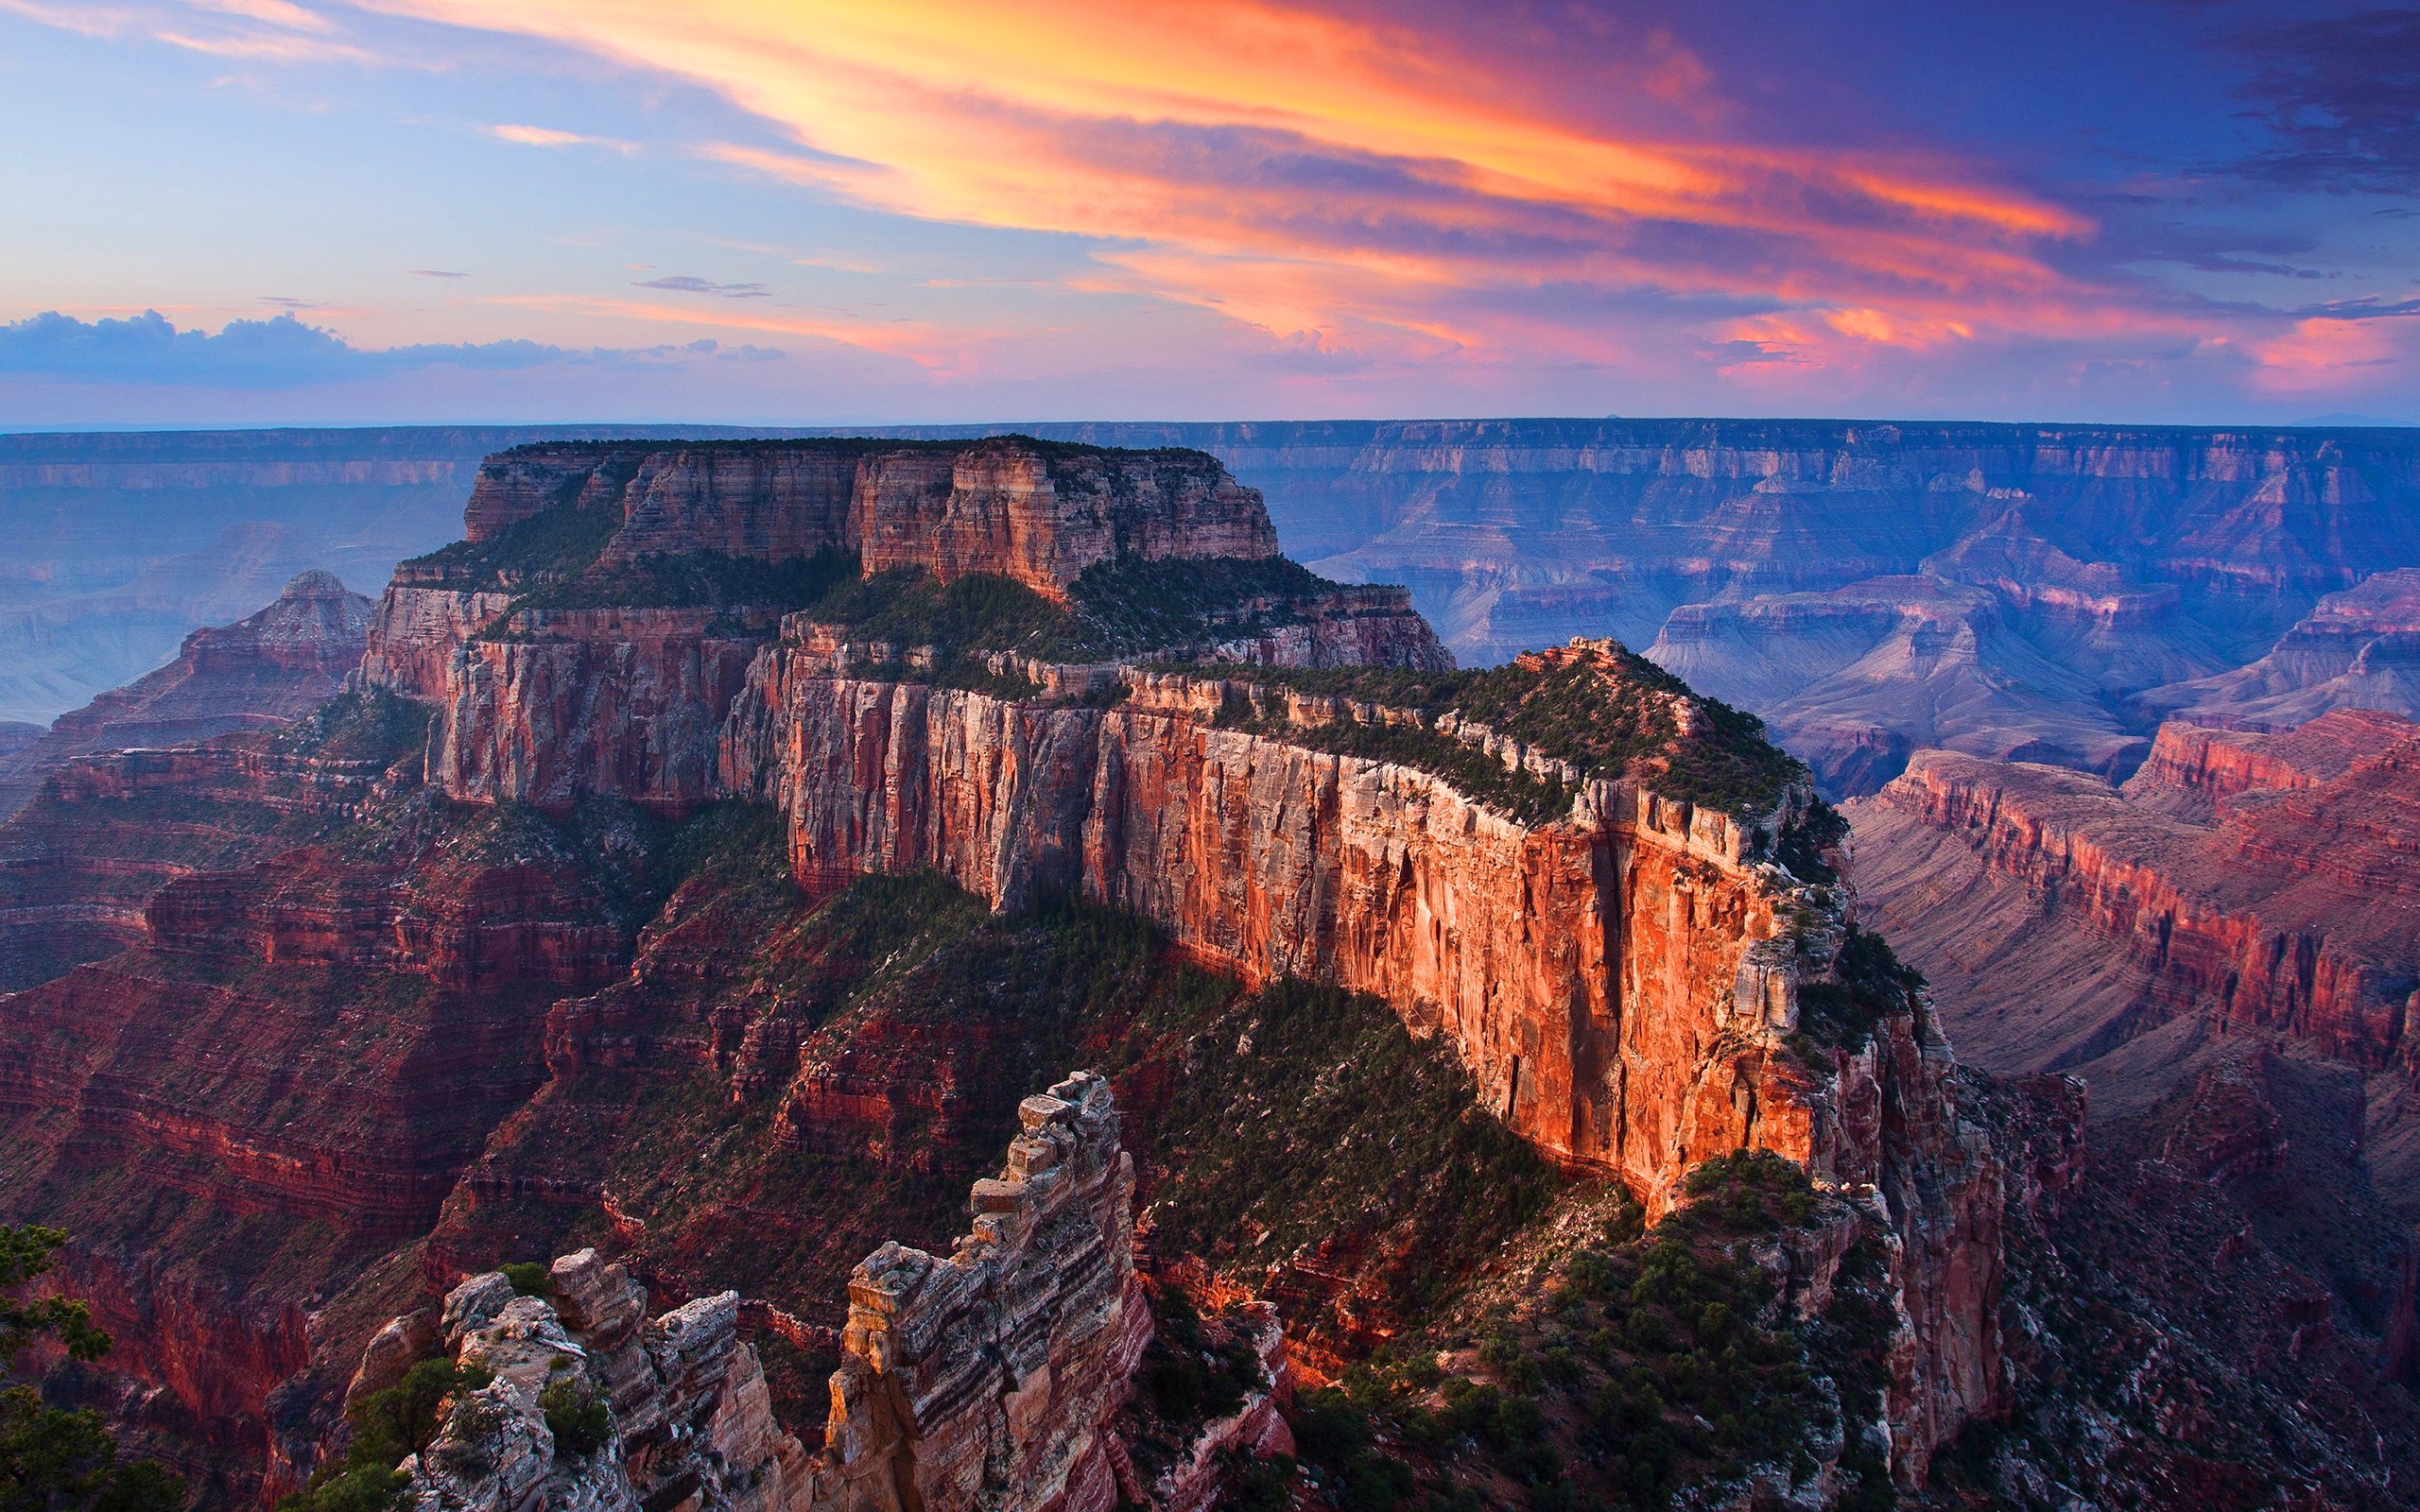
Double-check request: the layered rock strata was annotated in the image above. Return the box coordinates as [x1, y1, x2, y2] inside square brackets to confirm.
[457, 438, 1278, 597]
[2138, 566, 2420, 730]
[728, 639, 2008, 1480]
[400, 1252, 802, 1512]
[1847, 713, 2420, 1080]
[343, 436, 2013, 1483]
[388, 1072, 1155, 1512]
[0, 570, 374, 819]
[1646, 571, 2159, 796]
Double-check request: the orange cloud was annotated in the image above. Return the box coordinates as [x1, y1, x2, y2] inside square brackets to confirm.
[481, 123, 635, 152]
[350, 0, 2114, 355]
[2250, 317, 2411, 392]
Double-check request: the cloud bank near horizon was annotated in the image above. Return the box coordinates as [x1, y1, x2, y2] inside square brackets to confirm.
[0, 310, 786, 388]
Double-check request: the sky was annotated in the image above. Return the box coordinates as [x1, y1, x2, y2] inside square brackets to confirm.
[2, 0, 2416, 427]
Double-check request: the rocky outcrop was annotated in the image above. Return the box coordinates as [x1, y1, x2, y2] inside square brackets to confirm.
[1848, 716, 2420, 1079]
[800, 1072, 1148, 1512]
[0, 423, 793, 729]
[712, 642, 2007, 1481]
[356, 586, 519, 702]
[389, 1072, 1150, 1512]
[2137, 566, 2420, 730]
[433, 609, 780, 815]
[459, 438, 1278, 597]
[1646, 573, 2152, 796]
[401, 1251, 804, 1512]
[0, 570, 375, 819]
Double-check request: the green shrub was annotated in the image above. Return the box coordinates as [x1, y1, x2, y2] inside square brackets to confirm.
[343, 1358, 494, 1473]
[1793, 926, 1922, 1052]
[539, 1378, 611, 1457]
[278, 1466, 408, 1512]
[1173, 640, 1813, 819]
[498, 1263, 551, 1297]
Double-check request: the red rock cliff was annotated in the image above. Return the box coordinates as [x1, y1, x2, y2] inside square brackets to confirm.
[459, 438, 1278, 597]
[1854, 713, 2420, 1074]
[714, 644, 2006, 1479]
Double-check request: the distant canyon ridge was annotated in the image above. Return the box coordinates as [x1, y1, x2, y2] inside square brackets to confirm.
[8, 419, 2418, 794]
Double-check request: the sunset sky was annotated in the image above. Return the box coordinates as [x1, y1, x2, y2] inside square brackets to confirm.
[4, 0, 2415, 426]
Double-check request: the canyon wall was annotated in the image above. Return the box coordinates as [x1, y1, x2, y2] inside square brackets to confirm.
[385, 1072, 1150, 1512]
[0, 424, 787, 725]
[19, 419, 2420, 794]
[459, 438, 1278, 597]
[1849, 714, 2420, 1080]
[0, 570, 375, 819]
[338, 438, 2012, 1484]
[965, 418, 2420, 653]
[2140, 566, 2420, 731]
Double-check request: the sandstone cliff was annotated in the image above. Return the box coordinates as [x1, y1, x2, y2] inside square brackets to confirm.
[0, 423, 800, 727]
[378, 1073, 1158, 1512]
[1841, 713, 2420, 1492]
[454, 437, 1277, 598]
[18, 426, 2420, 1509]
[1847, 713, 2420, 1084]
[339, 438, 2009, 1487]
[0, 570, 374, 819]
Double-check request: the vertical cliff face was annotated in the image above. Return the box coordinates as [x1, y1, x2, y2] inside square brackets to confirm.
[1850, 717, 2420, 1077]
[856, 442, 1279, 594]
[0, 570, 376, 821]
[806, 1072, 1147, 1512]
[717, 656, 1812, 1190]
[0, 433, 2022, 1500]
[433, 609, 781, 815]
[326, 435, 2013, 1486]
[455, 438, 1279, 598]
[380, 1072, 1147, 1512]
[708, 644, 2005, 1482]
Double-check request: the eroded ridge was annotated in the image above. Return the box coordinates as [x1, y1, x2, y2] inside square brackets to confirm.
[375, 1072, 1148, 1512]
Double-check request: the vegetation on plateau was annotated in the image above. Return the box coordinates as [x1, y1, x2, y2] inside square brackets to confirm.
[1791, 925, 1925, 1055]
[1263, 1153, 1900, 1512]
[1194, 641, 1810, 821]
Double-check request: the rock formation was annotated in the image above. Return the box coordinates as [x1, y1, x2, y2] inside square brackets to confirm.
[20, 418, 2420, 799]
[2135, 566, 2420, 730]
[0, 570, 374, 818]
[1646, 572, 2156, 797]
[13, 429, 2420, 1508]
[348, 437, 2009, 1486]
[400, 1252, 801, 1512]
[1846, 712, 2420, 1089]
[456, 438, 1278, 597]
[381, 1072, 1159, 1512]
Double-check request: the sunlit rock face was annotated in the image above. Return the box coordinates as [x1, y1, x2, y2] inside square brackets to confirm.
[1850, 711, 2420, 1083]
[715, 653, 2007, 1481]
[3, 435, 2014, 1499]
[340, 437, 2012, 1485]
